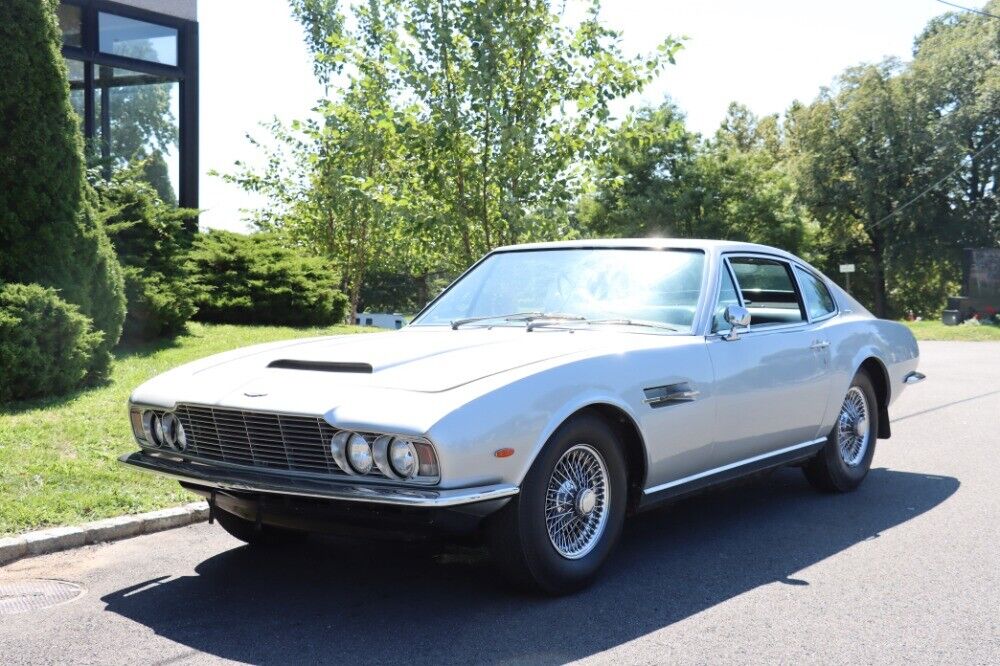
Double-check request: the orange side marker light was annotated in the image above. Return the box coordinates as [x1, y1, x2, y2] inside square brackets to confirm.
[494, 448, 515, 458]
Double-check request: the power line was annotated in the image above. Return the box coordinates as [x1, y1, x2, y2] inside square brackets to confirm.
[864, 133, 1000, 235]
[935, 0, 1000, 20]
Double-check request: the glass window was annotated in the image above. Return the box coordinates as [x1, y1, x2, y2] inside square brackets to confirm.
[414, 249, 706, 331]
[795, 266, 836, 320]
[99, 12, 178, 66]
[729, 257, 804, 327]
[96, 66, 180, 203]
[57, 4, 83, 48]
[66, 59, 86, 133]
[713, 264, 741, 332]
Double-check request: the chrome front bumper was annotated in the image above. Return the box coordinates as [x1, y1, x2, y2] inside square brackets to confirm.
[119, 451, 519, 508]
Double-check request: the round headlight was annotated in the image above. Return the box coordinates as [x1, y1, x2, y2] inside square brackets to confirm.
[142, 411, 165, 447]
[346, 433, 373, 474]
[388, 438, 418, 478]
[161, 412, 179, 448]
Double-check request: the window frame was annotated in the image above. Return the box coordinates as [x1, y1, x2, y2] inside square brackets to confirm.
[59, 0, 198, 216]
[791, 263, 840, 324]
[713, 252, 810, 336]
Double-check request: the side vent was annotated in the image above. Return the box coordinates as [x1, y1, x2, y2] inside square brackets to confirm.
[643, 382, 699, 408]
[267, 360, 373, 374]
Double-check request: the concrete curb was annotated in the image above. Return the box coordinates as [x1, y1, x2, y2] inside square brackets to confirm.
[0, 501, 209, 567]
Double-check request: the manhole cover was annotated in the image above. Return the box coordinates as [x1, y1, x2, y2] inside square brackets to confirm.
[0, 579, 85, 615]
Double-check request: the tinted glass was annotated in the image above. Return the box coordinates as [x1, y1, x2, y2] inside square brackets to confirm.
[58, 4, 83, 47]
[713, 265, 741, 332]
[795, 266, 836, 319]
[415, 249, 705, 330]
[99, 13, 178, 66]
[729, 257, 804, 327]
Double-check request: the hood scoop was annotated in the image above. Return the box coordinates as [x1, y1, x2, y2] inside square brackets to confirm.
[267, 359, 373, 374]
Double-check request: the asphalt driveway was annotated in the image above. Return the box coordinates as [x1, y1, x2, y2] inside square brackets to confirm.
[1, 341, 997, 665]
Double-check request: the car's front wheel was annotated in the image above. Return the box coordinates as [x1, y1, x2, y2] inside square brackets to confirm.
[487, 413, 627, 595]
[803, 370, 879, 492]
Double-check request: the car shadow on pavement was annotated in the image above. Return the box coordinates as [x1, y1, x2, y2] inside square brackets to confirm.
[101, 466, 957, 665]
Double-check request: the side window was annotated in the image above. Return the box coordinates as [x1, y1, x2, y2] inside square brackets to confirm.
[713, 264, 741, 332]
[795, 266, 836, 320]
[729, 257, 805, 327]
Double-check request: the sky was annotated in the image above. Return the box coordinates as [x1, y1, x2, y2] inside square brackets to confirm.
[196, 0, 957, 232]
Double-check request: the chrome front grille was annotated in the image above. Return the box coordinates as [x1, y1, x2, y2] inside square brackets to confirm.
[175, 404, 384, 477]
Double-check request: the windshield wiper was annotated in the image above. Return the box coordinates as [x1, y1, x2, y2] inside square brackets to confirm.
[451, 311, 587, 330]
[585, 318, 680, 332]
[450, 311, 544, 330]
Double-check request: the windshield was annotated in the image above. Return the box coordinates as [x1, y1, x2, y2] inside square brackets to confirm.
[413, 248, 706, 331]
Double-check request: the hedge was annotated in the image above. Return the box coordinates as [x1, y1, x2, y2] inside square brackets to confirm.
[190, 230, 348, 326]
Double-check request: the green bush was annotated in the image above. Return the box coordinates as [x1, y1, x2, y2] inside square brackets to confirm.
[0, 0, 125, 382]
[93, 165, 199, 342]
[0, 283, 103, 403]
[190, 230, 348, 326]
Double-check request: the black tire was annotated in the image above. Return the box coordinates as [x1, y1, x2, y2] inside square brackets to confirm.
[486, 413, 628, 595]
[803, 370, 879, 493]
[213, 506, 308, 547]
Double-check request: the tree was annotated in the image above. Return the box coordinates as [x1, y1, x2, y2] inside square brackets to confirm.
[788, 61, 941, 317]
[0, 0, 125, 380]
[395, 0, 680, 266]
[911, 1, 1000, 248]
[578, 100, 697, 237]
[227, 0, 427, 321]
[92, 163, 199, 341]
[581, 101, 811, 254]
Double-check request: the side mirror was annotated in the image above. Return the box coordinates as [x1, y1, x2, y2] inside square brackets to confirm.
[723, 305, 751, 341]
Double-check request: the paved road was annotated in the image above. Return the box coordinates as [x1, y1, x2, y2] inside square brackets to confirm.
[2, 342, 998, 665]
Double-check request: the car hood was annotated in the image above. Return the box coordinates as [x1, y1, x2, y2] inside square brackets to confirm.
[131, 327, 632, 418]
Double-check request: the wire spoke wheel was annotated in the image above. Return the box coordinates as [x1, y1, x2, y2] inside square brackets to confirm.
[544, 444, 610, 560]
[837, 386, 871, 467]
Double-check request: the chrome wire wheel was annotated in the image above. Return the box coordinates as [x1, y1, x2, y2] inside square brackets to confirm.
[837, 386, 871, 467]
[544, 444, 610, 560]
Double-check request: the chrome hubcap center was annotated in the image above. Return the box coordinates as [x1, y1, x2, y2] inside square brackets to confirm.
[854, 417, 868, 438]
[575, 488, 597, 516]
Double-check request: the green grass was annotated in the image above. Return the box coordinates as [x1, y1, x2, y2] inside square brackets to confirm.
[0, 322, 371, 536]
[903, 320, 1000, 341]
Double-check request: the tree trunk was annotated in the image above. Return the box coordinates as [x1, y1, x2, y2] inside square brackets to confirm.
[870, 232, 890, 318]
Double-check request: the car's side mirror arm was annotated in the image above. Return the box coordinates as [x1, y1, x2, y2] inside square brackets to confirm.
[723, 305, 751, 341]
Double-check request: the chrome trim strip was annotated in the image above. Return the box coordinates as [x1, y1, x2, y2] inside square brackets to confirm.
[903, 371, 926, 385]
[119, 451, 518, 508]
[643, 437, 827, 495]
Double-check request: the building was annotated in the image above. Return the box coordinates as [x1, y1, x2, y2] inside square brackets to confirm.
[354, 313, 407, 330]
[57, 0, 198, 211]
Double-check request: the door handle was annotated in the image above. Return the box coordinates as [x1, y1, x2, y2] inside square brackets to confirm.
[810, 340, 830, 351]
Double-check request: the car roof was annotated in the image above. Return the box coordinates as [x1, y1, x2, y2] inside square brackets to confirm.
[491, 238, 799, 261]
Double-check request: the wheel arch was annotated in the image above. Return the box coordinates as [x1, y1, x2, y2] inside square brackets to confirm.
[857, 356, 891, 439]
[562, 403, 648, 513]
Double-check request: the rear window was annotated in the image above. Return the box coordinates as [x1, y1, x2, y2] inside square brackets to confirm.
[795, 266, 836, 319]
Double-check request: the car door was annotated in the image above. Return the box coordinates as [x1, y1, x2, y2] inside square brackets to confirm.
[706, 255, 831, 467]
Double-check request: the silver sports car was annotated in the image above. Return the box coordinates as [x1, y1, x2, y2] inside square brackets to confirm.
[121, 239, 924, 594]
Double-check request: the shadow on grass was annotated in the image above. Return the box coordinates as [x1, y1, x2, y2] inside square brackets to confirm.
[102, 466, 957, 665]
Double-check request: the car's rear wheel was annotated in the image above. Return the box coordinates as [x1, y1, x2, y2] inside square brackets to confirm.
[486, 413, 627, 595]
[803, 370, 878, 492]
[213, 506, 308, 546]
